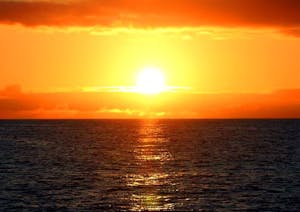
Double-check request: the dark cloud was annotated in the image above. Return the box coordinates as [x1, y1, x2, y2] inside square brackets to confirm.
[0, 0, 300, 30]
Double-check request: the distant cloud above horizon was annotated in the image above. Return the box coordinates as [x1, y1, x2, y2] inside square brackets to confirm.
[0, 0, 300, 36]
[1, 85, 300, 119]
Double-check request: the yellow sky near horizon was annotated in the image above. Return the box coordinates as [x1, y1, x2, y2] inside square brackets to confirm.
[1, 25, 300, 94]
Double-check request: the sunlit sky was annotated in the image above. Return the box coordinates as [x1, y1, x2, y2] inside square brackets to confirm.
[0, 0, 300, 118]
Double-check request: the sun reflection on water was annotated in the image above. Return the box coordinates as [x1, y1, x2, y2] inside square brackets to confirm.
[126, 120, 175, 211]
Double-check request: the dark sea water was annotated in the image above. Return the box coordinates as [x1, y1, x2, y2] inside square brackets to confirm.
[0, 119, 300, 211]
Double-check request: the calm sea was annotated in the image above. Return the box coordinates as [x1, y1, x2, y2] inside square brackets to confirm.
[0, 119, 299, 211]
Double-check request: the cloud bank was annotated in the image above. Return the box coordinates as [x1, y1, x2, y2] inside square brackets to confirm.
[1, 85, 300, 119]
[0, 0, 300, 31]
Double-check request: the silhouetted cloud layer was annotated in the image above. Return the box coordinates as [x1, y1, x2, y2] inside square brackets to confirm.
[0, 0, 300, 31]
[1, 85, 300, 119]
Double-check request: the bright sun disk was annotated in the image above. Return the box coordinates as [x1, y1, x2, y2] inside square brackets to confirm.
[136, 67, 166, 94]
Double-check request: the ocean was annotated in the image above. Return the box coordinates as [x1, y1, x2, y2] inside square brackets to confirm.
[0, 119, 299, 211]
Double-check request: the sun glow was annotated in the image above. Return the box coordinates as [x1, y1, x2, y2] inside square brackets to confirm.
[136, 67, 166, 94]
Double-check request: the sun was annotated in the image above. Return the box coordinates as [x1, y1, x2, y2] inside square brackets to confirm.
[136, 67, 166, 94]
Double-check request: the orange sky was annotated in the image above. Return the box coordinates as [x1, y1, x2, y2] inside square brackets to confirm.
[0, 0, 300, 118]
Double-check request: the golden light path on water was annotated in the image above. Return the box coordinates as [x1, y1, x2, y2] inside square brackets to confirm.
[126, 120, 175, 211]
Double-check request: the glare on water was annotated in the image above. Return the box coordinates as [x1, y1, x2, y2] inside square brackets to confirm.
[127, 120, 175, 211]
